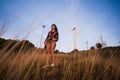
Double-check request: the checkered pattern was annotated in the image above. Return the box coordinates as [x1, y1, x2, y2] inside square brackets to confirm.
[45, 31, 59, 43]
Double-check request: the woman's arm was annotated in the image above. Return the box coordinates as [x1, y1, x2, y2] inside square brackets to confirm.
[53, 32, 59, 42]
[44, 32, 50, 44]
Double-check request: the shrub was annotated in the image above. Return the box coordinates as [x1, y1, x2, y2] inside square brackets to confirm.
[96, 43, 102, 49]
[90, 46, 95, 50]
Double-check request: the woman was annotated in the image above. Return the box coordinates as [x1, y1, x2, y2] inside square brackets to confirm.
[44, 24, 59, 67]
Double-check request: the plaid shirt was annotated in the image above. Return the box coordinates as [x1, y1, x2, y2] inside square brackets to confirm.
[45, 31, 59, 43]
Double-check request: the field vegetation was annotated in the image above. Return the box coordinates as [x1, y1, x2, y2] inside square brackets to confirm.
[0, 38, 120, 80]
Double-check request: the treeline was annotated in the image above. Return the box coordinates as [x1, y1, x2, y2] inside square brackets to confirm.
[0, 38, 35, 53]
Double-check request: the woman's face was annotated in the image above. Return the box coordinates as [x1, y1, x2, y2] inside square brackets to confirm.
[51, 25, 56, 32]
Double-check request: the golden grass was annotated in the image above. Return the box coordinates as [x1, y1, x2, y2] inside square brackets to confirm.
[0, 47, 120, 80]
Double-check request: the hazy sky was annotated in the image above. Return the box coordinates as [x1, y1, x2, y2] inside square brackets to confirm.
[0, 0, 120, 52]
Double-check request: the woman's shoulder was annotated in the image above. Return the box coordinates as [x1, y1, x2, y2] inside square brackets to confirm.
[48, 31, 51, 34]
[55, 31, 58, 34]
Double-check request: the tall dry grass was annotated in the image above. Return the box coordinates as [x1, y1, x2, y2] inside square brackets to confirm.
[0, 45, 120, 80]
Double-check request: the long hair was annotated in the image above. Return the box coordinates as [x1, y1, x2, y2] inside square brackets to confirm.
[51, 24, 58, 33]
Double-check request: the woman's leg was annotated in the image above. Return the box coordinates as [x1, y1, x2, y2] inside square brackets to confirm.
[45, 42, 51, 66]
[51, 42, 56, 65]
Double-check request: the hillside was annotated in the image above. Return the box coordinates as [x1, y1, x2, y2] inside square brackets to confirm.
[0, 38, 35, 53]
[0, 38, 120, 80]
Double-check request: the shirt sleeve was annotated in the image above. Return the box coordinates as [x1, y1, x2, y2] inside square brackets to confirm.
[44, 32, 50, 43]
[54, 32, 59, 42]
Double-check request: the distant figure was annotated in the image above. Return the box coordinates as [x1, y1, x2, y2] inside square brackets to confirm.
[43, 24, 59, 67]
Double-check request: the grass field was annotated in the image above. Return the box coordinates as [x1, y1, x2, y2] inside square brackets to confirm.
[0, 44, 120, 80]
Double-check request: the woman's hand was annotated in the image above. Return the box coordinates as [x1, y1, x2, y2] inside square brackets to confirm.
[52, 38, 56, 41]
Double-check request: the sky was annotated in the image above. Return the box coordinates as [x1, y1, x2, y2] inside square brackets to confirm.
[0, 0, 120, 52]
